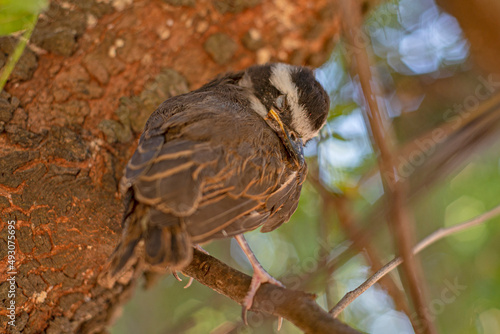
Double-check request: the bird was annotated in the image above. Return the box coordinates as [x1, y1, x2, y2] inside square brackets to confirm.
[105, 62, 330, 321]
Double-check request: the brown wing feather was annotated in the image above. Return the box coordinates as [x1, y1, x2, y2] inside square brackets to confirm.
[261, 165, 307, 232]
[111, 88, 306, 275]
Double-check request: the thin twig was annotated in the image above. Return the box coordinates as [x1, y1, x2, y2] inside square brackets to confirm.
[307, 170, 411, 317]
[330, 203, 500, 317]
[340, 1, 437, 332]
[330, 196, 411, 315]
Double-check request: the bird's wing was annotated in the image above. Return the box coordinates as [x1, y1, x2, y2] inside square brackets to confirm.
[122, 99, 305, 245]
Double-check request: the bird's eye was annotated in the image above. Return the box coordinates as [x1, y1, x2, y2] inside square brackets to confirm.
[275, 95, 286, 110]
[289, 132, 298, 141]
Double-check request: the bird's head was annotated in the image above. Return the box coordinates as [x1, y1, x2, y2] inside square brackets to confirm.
[239, 63, 330, 167]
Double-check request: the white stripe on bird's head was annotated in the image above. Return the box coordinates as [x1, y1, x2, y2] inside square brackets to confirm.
[270, 64, 316, 141]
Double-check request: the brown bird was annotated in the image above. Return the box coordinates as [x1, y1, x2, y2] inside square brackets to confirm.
[107, 63, 330, 320]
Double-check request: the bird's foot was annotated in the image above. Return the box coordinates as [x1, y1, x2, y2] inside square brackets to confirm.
[241, 261, 284, 326]
[234, 234, 284, 329]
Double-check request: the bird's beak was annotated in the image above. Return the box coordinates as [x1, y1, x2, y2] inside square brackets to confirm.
[266, 109, 304, 167]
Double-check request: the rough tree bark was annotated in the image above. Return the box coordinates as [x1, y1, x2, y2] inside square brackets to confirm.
[0, 0, 363, 333]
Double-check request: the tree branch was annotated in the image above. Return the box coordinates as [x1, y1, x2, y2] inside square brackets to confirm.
[181, 249, 363, 334]
[330, 202, 500, 317]
[340, 1, 437, 332]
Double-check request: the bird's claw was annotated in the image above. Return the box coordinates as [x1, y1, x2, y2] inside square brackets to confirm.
[172, 272, 182, 282]
[183, 277, 194, 288]
[173, 244, 206, 288]
[172, 272, 195, 288]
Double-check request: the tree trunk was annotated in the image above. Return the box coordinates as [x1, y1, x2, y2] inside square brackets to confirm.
[0, 0, 349, 333]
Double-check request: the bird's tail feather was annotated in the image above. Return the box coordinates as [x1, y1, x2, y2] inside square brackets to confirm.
[98, 200, 146, 288]
[99, 199, 192, 288]
[145, 224, 193, 271]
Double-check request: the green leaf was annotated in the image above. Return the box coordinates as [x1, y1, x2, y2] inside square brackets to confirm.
[328, 102, 359, 120]
[0, 13, 35, 35]
[331, 132, 347, 141]
[0, 0, 48, 12]
[0, 0, 48, 35]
